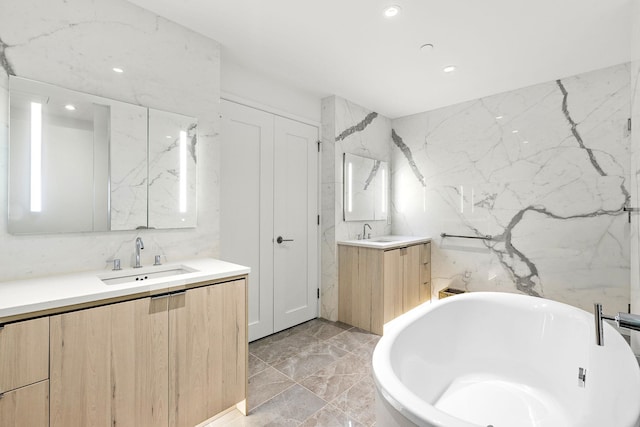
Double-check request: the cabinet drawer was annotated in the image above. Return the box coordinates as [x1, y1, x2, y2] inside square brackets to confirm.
[421, 242, 431, 265]
[0, 317, 49, 393]
[0, 380, 49, 427]
[420, 261, 431, 283]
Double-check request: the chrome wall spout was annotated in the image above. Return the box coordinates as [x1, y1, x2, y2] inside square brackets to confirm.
[594, 302, 640, 346]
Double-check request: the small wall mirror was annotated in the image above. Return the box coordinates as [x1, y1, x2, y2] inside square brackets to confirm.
[343, 153, 389, 221]
[8, 76, 198, 234]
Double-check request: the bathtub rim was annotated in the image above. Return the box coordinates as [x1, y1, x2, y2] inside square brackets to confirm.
[372, 291, 640, 427]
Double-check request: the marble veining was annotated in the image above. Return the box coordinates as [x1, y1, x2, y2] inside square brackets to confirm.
[392, 64, 630, 312]
[0, 36, 14, 75]
[363, 160, 380, 191]
[391, 128, 426, 187]
[335, 111, 378, 142]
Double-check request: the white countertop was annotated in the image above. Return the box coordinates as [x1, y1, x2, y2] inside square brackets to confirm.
[0, 258, 250, 322]
[337, 235, 431, 250]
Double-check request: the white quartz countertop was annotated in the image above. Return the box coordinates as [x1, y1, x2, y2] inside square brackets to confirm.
[337, 235, 431, 250]
[0, 258, 250, 322]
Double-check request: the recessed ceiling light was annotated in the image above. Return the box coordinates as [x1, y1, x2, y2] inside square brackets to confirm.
[112, 67, 124, 73]
[64, 104, 76, 111]
[523, 140, 529, 144]
[512, 130, 519, 134]
[166, 135, 173, 139]
[383, 5, 401, 17]
[495, 115, 503, 119]
[443, 65, 456, 73]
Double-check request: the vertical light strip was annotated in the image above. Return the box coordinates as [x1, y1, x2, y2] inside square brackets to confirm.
[179, 130, 187, 213]
[30, 102, 42, 212]
[347, 162, 353, 213]
[381, 168, 386, 213]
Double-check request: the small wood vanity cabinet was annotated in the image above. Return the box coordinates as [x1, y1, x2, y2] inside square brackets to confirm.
[0, 317, 50, 427]
[49, 278, 247, 427]
[339, 241, 431, 335]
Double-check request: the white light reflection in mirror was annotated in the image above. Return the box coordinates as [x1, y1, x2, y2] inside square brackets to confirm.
[30, 102, 42, 213]
[179, 130, 187, 213]
[347, 161, 353, 213]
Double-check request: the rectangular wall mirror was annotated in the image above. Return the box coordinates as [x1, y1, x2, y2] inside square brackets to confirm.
[8, 76, 198, 234]
[343, 153, 389, 221]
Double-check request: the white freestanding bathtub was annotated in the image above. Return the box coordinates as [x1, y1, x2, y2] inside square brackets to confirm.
[373, 292, 640, 427]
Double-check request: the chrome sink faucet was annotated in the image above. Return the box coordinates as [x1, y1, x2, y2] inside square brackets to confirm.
[134, 237, 144, 268]
[363, 223, 372, 240]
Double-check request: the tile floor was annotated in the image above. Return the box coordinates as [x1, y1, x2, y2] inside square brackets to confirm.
[216, 318, 380, 426]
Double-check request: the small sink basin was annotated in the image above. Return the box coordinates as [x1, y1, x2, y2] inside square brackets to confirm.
[100, 266, 197, 286]
[371, 238, 400, 243]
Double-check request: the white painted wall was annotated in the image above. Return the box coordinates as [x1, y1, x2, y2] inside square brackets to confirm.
[221, 55, 321, 124]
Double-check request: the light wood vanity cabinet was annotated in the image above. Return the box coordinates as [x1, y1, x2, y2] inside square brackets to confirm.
[339, 241, 431, 335]
[0, 317, 49, 427]
[50, 296, 169, 427]
[169, 280, 247, 427]
[49, 278, 247, 427]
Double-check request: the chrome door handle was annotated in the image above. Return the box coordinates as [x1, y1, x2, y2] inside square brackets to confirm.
[276, 236, 294, 244]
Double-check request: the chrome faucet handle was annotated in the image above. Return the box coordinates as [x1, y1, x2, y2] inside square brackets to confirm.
[112, 259, 121, 271]
[154, 255, 162, 266]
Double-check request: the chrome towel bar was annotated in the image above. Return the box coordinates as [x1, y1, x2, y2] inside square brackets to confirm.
[440, 232, 492, 241]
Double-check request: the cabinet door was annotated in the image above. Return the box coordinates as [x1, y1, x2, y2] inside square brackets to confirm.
[0, 317, 48, 393]
[0, 380, 49, 427]
[50, 297, 169, 427]
[403, 245, 421, 311]
[420, 243, 432, 303]
[169, 279, 247, 427]
[383, 249, 403, 324]
[338, 245, 360, 327]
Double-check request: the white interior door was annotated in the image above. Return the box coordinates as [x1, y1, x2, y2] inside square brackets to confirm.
[220, 100, 274, 341]
[221, 100, 319, 340]
[273, 116, 319, 333]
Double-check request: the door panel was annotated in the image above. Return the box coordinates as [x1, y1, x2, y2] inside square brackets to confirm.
[273, 116, 319, 332]
[221, 100, 274, 341]
[221, 100, 319, 339]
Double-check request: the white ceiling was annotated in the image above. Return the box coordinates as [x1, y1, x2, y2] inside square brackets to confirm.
[128, 0, 633, 119]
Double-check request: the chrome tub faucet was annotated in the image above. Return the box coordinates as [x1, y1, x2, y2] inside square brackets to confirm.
[594, 303, 640, 346]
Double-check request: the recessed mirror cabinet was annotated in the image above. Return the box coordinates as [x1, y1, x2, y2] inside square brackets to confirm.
[343, 153, 389, 221]
[8, 76, 197, 234]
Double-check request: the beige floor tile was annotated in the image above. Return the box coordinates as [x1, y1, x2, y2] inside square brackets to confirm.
[332, 376, 377, 426]
[300, 403, 366, 427]
[248, 366, 295, 409]
[272, 341, 348, 381]
[326, 327, 378, 353]
[299, 353, 370, 402]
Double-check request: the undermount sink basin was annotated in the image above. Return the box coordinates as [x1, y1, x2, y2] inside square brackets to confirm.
[371, 238, 400, 243]
[100, 265, 197, 286]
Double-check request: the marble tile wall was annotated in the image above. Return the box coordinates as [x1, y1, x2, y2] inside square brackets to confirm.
[0, 0, 220, 280]
[320, 96, 392, 320]
[631, 0, 640, 354]
[391, 64, 631, 314]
